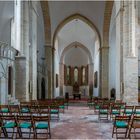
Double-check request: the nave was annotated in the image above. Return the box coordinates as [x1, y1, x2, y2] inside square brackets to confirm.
[0, 98, 140, 139]
[51, 105, 112, 139]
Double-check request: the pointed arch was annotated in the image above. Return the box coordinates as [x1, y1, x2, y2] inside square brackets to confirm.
[40, 1, 51, 45]
[60, 42, 93, 64]
[53, 13, 101, 47]
[103, 1, 114, 46]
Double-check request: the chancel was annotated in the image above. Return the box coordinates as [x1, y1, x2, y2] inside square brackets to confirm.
[0, 0, 140, 139]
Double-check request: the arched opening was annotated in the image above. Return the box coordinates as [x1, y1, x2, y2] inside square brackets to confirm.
[41, 78, 46, 99]
[53, 14, 100, 99]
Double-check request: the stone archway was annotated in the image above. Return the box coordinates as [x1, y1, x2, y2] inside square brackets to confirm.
[59, 42, 93, 96]
[40, 1, 51, 45]
[53, 14, 101, 97]
[40, 1, 52, 98]
[100, 1, 114, 98]
[53, 13, 101, 47]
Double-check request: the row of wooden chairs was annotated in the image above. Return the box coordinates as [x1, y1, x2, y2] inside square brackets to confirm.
[94, 103, 140, 121]
[0, 103, 59, 121]
[112, 115, 140, 139]
[0, 113, 51, 139]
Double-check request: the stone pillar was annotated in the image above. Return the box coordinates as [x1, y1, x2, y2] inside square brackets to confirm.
[88, 63, 93, 96]
[14, 0, 21, 51]
[122, 1, 138, 104]
[115, 5, 124, 100]
[31, 2, 37, 100]
[52, 47, 55, 98]
[45, 45, 53, 98]
[15, 56, 26, 101]
[100, 47, 109, 98]
[59, 63, 64, 96]
[15, 2, 30, 101]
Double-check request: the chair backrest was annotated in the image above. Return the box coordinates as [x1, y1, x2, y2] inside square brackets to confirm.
[9, 105, 20, 114]
[33, 114, 50, 125]
[0, 105, 10, 114]
[115, 115, 131, 123]
[1, 114, 16, 124]
[17, 115, 33, 125]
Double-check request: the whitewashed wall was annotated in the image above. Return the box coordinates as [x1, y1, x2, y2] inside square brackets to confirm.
[93, 40, 100, 97]
[109, 3, 116, 96]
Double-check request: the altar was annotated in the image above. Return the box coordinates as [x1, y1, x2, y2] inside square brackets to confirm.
[73, 93, 81, 99]
[73, 82, 81, 100]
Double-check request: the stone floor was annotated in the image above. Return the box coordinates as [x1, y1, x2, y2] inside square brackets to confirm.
[51, 106, 113, 139]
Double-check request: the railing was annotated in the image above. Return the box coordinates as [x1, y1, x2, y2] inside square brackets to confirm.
[0, 41, 18, 61]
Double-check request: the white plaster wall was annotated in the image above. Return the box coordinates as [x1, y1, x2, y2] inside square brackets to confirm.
[0, 1, 14, 45]
[109, 3, 116, 96]
[109, 24, 116, 92]
[93, 52, 99, 97]
[54, 38, 60, 97]
[29, 2, 46, 98]
[48, 1, 105, 39]
[64, 47, 89, 67]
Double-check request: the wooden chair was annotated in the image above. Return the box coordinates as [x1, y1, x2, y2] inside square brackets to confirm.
[20, 102, 31, 114]
[112, 115, 131, 139]
[98, 104, 109, 120]
[57, 99, 65, 113]
[33, 114, 51, 139]
[9, 105, 20, 115]
[0, 105, 10, 114]
[50, 102, 59, 121]
[110, 104, 121, 120]
[0, 114, 17, 138]
[16, 115, 33, 139]
[134, 106, 140, 116]
[128, 115, 140, 139]
[123, 106, 134, 116]
[38, 104, 50, 115]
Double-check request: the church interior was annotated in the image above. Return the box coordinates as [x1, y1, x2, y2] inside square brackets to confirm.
[0, 0, 140, 139]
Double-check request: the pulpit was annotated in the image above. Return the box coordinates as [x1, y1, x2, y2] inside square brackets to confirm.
[73, 82, 81, 99]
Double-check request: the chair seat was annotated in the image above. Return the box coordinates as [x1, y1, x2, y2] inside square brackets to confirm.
[135, 111, 140, 114]
[125, 111, 133, 114]
[64, 103, 68, 106]
[115, 121, 128, 128]
[35, 122, 48, 129]
[88, 103, 94, 105]
[59, 105, 65, 109]
[50, 109, 58, 114]
[19, 122, 31, 128]
[21, 108, 30, 113]
[95, 106, 99, 109]
[132, 123, 140, 128]
[1, 108, 9, 113]
[99, 110, 108, 114]
[3, 121, 16, 128]
[112, 110, 120, 114]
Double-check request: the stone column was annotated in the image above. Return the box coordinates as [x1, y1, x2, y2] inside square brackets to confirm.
[100, 47, 109, 98]
[59, 63, 64, 96]
[88, 63, 93, 96]
[122, 1, 138, 104]
[15, 2, 30, 101]
[31, 2, 37, 100]
[115, 5, 124, 100]
[52, 47, 55, 98]
[45, 45, 53, 98]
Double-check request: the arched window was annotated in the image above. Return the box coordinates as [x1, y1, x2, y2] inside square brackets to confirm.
[66, 66, 71, 85]
[74, 67, 78, 83]
[82, 67, 86, 84]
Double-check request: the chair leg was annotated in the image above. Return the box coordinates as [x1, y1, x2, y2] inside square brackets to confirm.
[112, 126, 115, 138]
